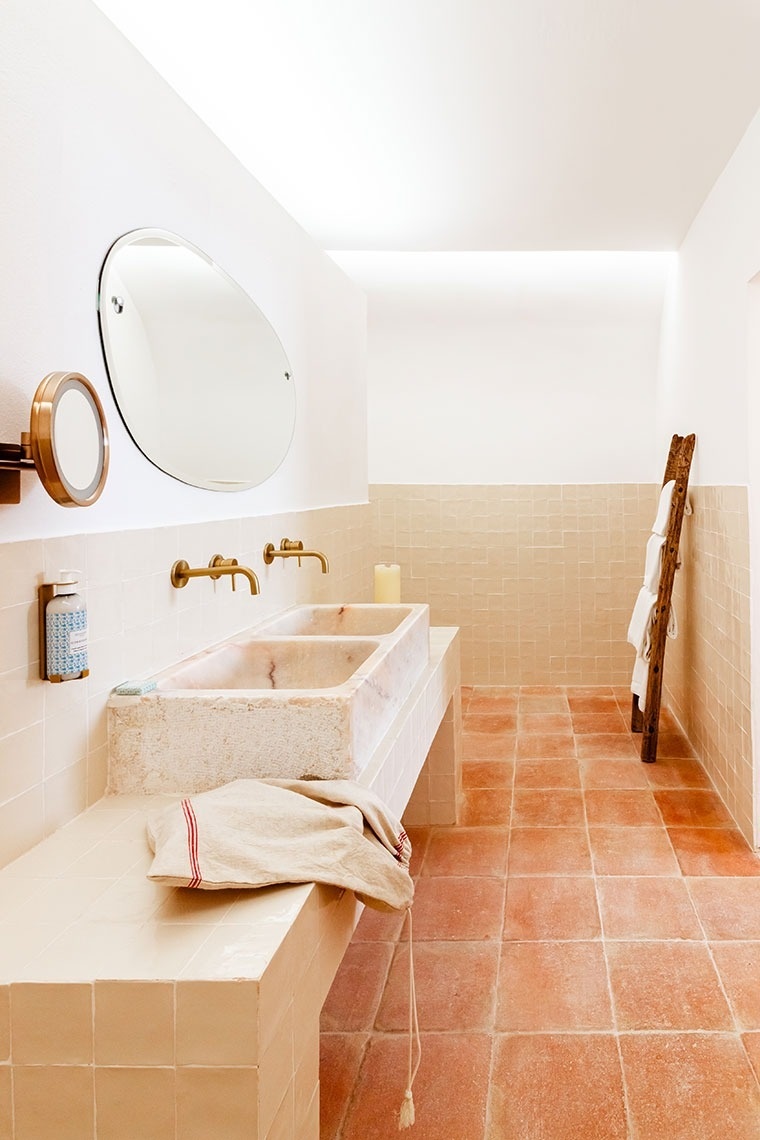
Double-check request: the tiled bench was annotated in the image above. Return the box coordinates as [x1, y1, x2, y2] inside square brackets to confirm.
[0, 628, 461, 1140]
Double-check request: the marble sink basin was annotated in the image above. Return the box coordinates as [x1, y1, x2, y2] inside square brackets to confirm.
[107, 603, 430, 793]
[155, 638, 378, 691]
[256, 603, 416, 637]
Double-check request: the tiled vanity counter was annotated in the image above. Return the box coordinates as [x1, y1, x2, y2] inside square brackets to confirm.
[0, 628, 460, 1140]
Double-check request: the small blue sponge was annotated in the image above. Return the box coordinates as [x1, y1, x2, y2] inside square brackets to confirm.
[112, 679, 157, 696]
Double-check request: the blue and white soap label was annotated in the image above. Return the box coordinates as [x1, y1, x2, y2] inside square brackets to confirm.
[46, 610, 88, 677]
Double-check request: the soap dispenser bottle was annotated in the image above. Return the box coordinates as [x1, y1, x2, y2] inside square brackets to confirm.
[45, 570, 88, 681]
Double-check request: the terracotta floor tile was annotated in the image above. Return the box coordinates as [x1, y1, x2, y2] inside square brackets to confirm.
[518, 696, 569, 714]
[566, 686, 616, 698]
[516, 733, 576, 760]
[620, 1033, 760, 1140]
[351, 904, 407, 943]
[741, 1032, 760, 1083]
[496, 941, 612, 1030]
[656, 732, 695, 758]
[512, 789, 585, 827]
[321, 941, 394, 1031]
[404, 826, 433, 877]
[597, 877, 703, 940]
[589, 827, 679, 876]
[667, 828, 760, 876]
[464, 712, 517, 734]
[654, 789, 734, 827]
[503, 876, 600, 940]
[460, 787, 512, 827]
[642, 755, 712, 788]
[520, 685, 564, 695]
[340, 1032, 491, 1140]
[462, 759, 513, 789]
[513, 759, 581, 789]
[462, 732, 516, 761]
[421, 827, 509, 878]
[508, 827, 592, 875]
[517, 713, 573, 734]
[405, 876, 505, 941]
[567, 695, 620, 714]
[575, 734, 639, 759]
[465, 692, 518, 716]
[606, 941, 732, 1030]
[579, 757, 651, 789]
[488, 1034, 628, 1140]
[687, 878, 760, 939]
[711, 942, 760, 1029]
[571, 711, 629, 734]
[375, 941, 498, 1031]
[319, 1032, 368, 1140]
[584, 789, 662, 826]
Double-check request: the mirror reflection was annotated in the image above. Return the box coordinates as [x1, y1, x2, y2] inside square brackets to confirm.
[97, 229, 296, 491]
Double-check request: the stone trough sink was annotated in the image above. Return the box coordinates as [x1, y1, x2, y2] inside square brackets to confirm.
[107, 603, 430, 793]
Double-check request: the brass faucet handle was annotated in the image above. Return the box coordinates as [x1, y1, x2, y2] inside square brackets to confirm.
[208, 554, 239, 589]
[280, 538, 303, 566]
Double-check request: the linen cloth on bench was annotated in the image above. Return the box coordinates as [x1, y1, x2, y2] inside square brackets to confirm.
[146, 777, 413, 912]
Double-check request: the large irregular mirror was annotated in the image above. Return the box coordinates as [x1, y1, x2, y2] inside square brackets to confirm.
[97, 229, 296, 491]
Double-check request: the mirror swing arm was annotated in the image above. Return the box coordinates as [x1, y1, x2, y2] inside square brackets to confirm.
[0, 372, 109, 507]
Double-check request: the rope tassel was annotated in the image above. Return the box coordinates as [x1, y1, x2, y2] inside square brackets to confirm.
[398, 908, 421, 1130]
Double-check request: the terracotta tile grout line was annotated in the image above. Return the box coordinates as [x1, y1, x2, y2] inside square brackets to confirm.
[583, 735, 635, 1138]
[482, 698, 517, 1140]
[680, 875, 760, 1092]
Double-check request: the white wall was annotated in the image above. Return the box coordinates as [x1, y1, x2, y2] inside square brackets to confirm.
[332, 252, 671, 484]
[0, 0, 367, 544]
[656, 105, 760, 488]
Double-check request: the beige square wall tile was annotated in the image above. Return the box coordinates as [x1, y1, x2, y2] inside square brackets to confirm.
[259, 1003, 294, 1136]
[176, 980, 259, 1065]
[95, 982, 174, 1065]
[176, 1066, 259, 1140]
[11, 982, 93, 1064]
[94, 1067, 175, 1140]
[14, 1065, 94, 1140]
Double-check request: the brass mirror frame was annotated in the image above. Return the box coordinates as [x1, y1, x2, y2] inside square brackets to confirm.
[0, 372, 109, 507]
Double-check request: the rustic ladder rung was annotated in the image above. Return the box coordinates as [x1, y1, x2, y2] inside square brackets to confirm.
[630, 433, 695, 763]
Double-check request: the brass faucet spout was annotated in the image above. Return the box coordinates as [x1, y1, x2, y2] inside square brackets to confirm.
[170, 557, 260, 594]
[262, 539, 329, 573]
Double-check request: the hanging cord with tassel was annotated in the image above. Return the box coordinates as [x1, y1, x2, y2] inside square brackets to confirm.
[399, 907, 421, 1130]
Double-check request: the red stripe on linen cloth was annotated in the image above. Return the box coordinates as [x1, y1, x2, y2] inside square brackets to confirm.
[181, 797, 203, 887]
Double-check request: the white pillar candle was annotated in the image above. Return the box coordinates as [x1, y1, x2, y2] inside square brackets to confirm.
[374, 563, 401, 603]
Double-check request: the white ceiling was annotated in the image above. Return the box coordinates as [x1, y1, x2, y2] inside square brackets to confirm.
[92, 0, 760, 252]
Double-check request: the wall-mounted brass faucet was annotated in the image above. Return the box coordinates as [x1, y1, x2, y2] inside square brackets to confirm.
[263, 538, 329, 574]
[170, 554, 260, 594]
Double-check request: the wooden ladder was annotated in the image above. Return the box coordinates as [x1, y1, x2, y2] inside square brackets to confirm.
[631, 433, 696, 762]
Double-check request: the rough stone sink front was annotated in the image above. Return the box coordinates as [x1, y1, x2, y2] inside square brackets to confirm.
[107, 603, 430, 793]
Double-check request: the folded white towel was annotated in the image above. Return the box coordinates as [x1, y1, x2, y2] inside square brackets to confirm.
[643, 533, 666, 593]
[146, 777, 413, 912]
[652, 480, 676, 536]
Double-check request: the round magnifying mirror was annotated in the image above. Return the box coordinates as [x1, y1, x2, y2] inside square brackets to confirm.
[30, 372, 109, 507]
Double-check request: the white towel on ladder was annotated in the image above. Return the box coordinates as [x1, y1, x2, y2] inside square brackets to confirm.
[643, 533, 666, 593]
[652, 480, 676, 536]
